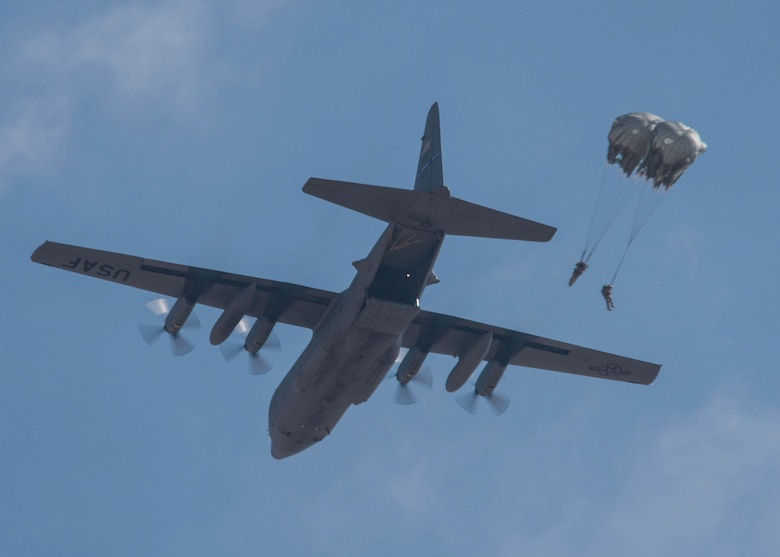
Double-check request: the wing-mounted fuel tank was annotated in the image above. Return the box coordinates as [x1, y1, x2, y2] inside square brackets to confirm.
[210, 283, 256, 345]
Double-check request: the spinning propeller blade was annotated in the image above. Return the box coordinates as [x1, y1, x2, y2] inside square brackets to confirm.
[391, 364, 433, 405]
[220, 317, 280, 374]
[456, 386, 510, 415]
[138, 298, 200, 356]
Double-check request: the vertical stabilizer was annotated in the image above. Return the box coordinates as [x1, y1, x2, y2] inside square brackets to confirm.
[414, 103, 444, 192]
[302, 102, 557, 242]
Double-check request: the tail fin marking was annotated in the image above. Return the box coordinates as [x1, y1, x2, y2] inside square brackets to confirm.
[414, 103, 444, 192]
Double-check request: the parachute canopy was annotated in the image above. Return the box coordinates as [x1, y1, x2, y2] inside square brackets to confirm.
[639, 120, 708, 189]
[607, 112, 706, 190]
[607, 112, 664, 176]
[574, 112, 707, 292]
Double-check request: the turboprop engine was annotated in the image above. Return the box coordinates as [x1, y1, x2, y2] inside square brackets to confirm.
[475, 360, 507, 397]
[457, 359, 510, 415]
[445, 331, 492, 392]
[396, 346, 428, 385]
[219, 314, 281, 374]
[392, 346, 433, 405]
[163, 297, 196, 335]
[244, 316, 277, 354]
[138, 296, 201, 356]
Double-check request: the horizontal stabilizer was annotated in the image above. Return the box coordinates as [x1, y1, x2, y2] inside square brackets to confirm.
[303, 178, 556, 242]
[444, 196, 556, 241]
[304, 178, 415, 222]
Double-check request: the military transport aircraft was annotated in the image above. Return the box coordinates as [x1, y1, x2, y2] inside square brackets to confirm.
[31, 103, 661, 459]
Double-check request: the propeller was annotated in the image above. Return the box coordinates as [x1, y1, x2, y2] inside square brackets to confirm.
[456, 385, 510, 415]
[138, 298, 201, 356]
[219, 317, 281, 374]
[391, 364, 433, 405]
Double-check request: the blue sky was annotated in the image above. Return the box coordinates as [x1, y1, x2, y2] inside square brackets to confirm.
[2, 1, 779, 555]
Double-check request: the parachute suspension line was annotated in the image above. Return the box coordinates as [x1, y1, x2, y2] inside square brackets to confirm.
[610, 242, 631, 285]
[610, 187, 667, 285]
[581, 166, 608, 262]
[582, 166, 633, 263]
[629, 185, 666, 244]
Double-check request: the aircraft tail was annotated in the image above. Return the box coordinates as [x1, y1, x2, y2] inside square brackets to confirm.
[303, 178, 556, 242]
[302, 103, 556, 242]
[414, 103, 443, 192]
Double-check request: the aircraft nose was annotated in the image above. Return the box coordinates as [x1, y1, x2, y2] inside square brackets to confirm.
[270, 442, 297, 460]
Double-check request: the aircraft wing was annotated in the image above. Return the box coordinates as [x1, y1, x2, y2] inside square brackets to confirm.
[32, 241, 660, 384]
[403, 309, 661, 385]
[31, 241, 337, 329]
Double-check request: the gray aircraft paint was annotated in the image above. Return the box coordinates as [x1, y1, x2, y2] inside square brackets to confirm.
[31, 104, 661, 460]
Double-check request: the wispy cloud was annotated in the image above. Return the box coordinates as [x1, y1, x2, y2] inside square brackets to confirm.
[0, 0, 287, 192]
[18, 1, 216, 117]
[489, 392, 780, 556]
[302, 391, 780, 556]
[585, 393, 780, 557]
[0, 95, 71, 189]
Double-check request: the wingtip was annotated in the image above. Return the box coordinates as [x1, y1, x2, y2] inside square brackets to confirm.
[30, 240, 51, 263]
[635, 363, 663, 386]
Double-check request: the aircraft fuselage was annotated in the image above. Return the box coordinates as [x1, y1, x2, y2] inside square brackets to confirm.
[268, 222, 443, 458]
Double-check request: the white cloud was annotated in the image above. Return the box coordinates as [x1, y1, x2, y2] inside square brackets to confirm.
[0, 0, 288, 191]
[19, 0, 216, 117]
[489, 392, 780, 557]
[0, 96, 71, 191]
[587, 394, 780, 557]
[301, 392, 780, 557]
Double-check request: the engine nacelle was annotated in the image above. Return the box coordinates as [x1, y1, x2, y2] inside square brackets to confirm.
[446, 331, 493, 392]
[245, 316, 276, 354]
[210, 283, 257, 345]
[396, 346, 428, 385]
[475, 360, 507, 397]
[164, 297, 197, 335]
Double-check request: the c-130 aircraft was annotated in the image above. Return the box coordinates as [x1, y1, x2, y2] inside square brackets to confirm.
[32, 103, 660, 459]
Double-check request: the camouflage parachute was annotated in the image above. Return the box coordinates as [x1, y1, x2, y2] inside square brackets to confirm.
[573, 112, 707, 290]
[638, 120, 707, 189]
[606, 112, 664, 176]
